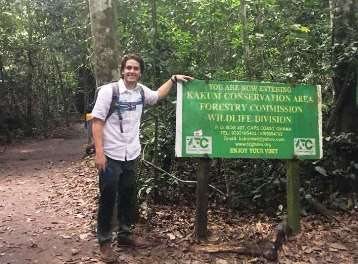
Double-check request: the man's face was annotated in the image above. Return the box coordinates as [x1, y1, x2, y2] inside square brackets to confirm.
[122, 59, 141, 85]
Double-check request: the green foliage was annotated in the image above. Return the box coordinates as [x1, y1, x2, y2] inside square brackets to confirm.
[301, 132, 358, 211]
[126, 0, 336, 210]
[0, 0, 89, 135]
[1, 0, 356, 211]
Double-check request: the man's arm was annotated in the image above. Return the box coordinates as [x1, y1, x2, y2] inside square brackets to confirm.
[157, 74, 193, 99]
[92, 117, 106, 171]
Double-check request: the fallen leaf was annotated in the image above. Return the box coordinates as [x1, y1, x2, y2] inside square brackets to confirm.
[167, 233, 175, 240]
[79, 233, 88, 240]
[71, 248, 79, 255]
[215, 259, 228, 264]
[329, 242, 347, 251]
[314, 166, 328, 177]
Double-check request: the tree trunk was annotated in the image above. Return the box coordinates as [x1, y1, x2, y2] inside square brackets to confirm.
[88, 0, 119, 86]
[53, 56, 70, 126]
[38, 61, 50, 136]
[25, 49, 34, 136]
[150, 0, 160, 164]
[329, 0, 358, 133]
[150, 0, 160, 88]
[77, 66, 96, 114]
[0, 55, 4, 83]
[254, 0, 264, 79]
[239, 0, 253, 79]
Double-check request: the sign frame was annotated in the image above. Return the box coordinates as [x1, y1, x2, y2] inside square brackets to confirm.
[176, 80, 322, 160]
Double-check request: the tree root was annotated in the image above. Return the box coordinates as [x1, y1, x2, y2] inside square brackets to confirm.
[191, 223, 289, 261]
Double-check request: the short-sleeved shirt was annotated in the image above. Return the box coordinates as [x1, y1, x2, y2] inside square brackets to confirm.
[91, 79, 159, 161]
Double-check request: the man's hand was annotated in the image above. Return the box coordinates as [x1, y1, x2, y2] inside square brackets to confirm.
[173, 74, 194, 82]
[95, 152, 107, 172]
[158, 74, 194, 99]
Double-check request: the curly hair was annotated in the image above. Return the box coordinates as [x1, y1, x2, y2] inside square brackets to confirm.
[120, 54, 145, 76]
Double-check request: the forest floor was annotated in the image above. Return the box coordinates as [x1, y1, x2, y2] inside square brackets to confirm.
[0, 122, 357, 264]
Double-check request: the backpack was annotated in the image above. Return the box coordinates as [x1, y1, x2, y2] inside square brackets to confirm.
[84, 81, 145, 155]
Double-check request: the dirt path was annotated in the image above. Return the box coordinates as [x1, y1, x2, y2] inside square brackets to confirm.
[0, 124, 99, 264]
[0, 124, 218, 264]
[0, 123, 357, 264]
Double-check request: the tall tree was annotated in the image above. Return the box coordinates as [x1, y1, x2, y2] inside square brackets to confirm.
[88, 0, 119, 85]
[240, 0, 252, 79]
[328, 0, 358, 132]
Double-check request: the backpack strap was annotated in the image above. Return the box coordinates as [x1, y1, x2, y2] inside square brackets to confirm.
[110, 84, 146, 133]
[139, 86, 145, 106]
[139, 86, 145, 117]
[105, 82, 119, 122]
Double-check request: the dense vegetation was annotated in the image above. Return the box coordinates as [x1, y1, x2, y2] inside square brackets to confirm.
[1, 0, 357, 214]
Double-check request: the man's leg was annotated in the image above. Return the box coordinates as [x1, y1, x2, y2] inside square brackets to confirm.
[117, 159, 138, 243]
[97, 158, 120, 262]
[97, 158, 118, 245]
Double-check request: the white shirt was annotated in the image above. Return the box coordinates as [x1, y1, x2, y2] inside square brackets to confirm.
[91, 79, 159, 161]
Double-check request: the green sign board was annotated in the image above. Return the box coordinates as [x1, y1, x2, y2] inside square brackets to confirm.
[175, 80, 322, 160]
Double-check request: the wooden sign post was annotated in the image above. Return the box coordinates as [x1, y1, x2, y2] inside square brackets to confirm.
[194, 158, 210, 240]
[287, 159, 301, 234]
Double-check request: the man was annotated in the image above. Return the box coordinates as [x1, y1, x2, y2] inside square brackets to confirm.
[91, 53, 192, 262]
